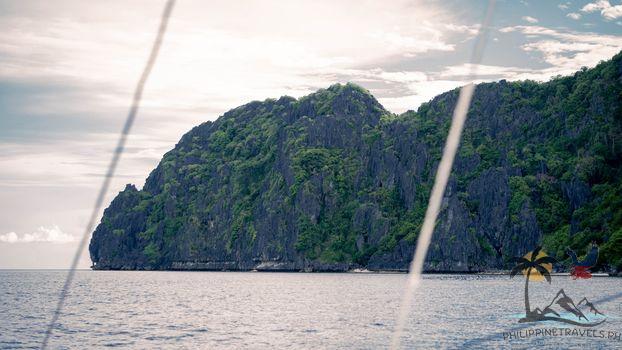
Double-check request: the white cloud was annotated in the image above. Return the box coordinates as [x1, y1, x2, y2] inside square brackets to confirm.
[443, 25, 622, 85]
[581, 0, 610, 12]
[0, 0, 478, 192]
[0, 132, 173, 188]
[0, 225, 75, 243]
[0, 232, 18, 243]
[368, 29, 454, 56]
[440, 63, 536, 79]
[324, 67, 428, 85]
[444, 23, 481, 36]
[603, 5, 622, 19]
[581, 0, 622, 20]
[522, 16, 539, 23]
[0, 0, 462, 114]
[499, 25, 622, 78]
[558, 3, 570, 10]
[567, 12, 582, 20]
[378, 80, 465, 112]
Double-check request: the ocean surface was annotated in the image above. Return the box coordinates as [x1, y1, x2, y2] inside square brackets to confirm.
[1, 270, 621, 349]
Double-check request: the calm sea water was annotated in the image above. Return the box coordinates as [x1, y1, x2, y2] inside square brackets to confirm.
[0, 270, 621, 349]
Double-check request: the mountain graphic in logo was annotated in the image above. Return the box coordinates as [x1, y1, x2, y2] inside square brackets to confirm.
[577, 297, 605, 317]
[535, 290, 605, 323]
[566, 243, 599, 279]
[510, 246, 606, 327]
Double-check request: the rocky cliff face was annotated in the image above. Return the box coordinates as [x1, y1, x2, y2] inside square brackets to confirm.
[89, 52, 622, 272]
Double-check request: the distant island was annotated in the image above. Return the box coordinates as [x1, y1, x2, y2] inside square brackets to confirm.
[89, 51, 622, 274]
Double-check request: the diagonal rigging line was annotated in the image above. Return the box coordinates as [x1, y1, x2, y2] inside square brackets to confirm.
[389, 1, 496, 349]
[40, 1, 176, 349]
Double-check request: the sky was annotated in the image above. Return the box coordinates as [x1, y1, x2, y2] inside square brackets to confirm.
[1, 0, 621, 269]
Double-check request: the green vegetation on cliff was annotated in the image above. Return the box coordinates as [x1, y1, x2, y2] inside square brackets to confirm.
[90, 52, 622, 272]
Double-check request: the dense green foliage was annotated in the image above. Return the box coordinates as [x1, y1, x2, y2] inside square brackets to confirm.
[91, 53, 622, 272]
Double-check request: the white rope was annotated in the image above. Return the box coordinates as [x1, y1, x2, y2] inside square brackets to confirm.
[40, 1, 176, 348]
[389, 1, 496, 348]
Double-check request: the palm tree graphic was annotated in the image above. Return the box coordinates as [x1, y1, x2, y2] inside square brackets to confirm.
[510, 246, 606, 327]
[510, 246, 556, 319]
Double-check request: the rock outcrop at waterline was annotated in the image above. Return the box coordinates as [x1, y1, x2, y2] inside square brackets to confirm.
[89, 51, 622, 273]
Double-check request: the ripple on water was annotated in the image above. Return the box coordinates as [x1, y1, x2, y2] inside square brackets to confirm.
[1, 270, 621, 349]
[102, 341, 134, 347]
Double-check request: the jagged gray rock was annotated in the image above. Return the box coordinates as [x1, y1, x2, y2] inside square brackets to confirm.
[89, 52, 622, 272]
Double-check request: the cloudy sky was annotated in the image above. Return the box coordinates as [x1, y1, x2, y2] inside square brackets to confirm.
[1, 0, 621, 268]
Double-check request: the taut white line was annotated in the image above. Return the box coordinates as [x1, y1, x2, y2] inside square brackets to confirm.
[389, 1, 496, 349]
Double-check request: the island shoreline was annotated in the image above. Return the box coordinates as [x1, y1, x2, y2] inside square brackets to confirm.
[90, 265, 621, 277]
